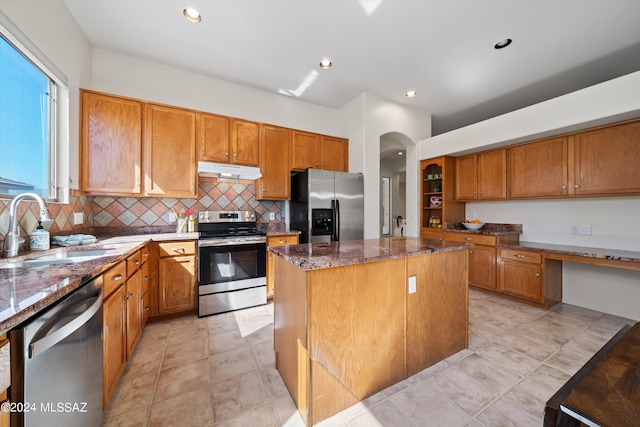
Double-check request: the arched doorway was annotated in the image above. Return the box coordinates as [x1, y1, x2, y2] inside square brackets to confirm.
[379, 132, 414, 237]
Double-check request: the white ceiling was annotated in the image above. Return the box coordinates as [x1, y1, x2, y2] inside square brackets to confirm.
[62, 0, 640, 135]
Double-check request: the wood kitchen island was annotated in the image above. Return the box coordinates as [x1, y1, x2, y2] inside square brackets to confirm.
[269, 237, 471, 425]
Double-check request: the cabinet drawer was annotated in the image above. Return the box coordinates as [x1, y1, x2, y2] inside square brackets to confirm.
[104, 261, 127, 297]
[267, 235, 299, 246]
[126, 250, 142, 276]
[499, 248, 541, 264]
[444, 232, 497, 246]
[140, 244, 151, 265]
[158, 241, 196, 257]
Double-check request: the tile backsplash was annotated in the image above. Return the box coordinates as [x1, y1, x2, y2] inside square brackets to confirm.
[0, 179, 283, 243]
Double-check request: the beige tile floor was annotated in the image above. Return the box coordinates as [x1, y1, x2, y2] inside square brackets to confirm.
[103, 288, 635, 426]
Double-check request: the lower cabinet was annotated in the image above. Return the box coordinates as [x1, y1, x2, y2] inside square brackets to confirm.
[266, 234, 299, 299]
[125, 269, 142, 358]
[157, 241, 197, 315]
[102, 262, 127, 409]
[498, 248, 543, 302]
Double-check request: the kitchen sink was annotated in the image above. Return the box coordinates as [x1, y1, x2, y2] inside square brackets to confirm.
[0, 258, 74, 269]
[34, 249, 116, 261]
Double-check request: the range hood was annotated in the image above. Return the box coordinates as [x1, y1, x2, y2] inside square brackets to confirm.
[197, 161, 262, 180]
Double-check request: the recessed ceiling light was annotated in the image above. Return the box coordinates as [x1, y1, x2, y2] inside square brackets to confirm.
[319, 58, 332, 69]
[494, 38, 512, 49]
[183, 7, 202, 23]
[405, 90, 417, 98]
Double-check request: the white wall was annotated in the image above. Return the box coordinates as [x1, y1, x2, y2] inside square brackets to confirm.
[419, 72, 640, 321]
[342, 93, 431, 238]
[1, 0, 92, 190]
[91, 49, 342, 137]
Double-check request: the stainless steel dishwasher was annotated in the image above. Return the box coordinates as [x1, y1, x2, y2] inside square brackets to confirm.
[10, 275, 103, 427]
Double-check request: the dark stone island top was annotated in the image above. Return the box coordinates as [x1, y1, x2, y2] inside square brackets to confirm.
[444, 222, 523, 235]
[268, 236, 472, 271]
[0, 231, 197, 335]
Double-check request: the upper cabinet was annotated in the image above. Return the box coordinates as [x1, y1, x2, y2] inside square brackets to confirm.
[456, 149, 507, 201]
[144, 104, 197, 198]
[198, 114, 260, 166]
[291, 132, 348, 172]
[81, 91, 143, 195]
[573, 120, 640, 196]
[256, 125, 291, 200]
[508, 136, 569, 198]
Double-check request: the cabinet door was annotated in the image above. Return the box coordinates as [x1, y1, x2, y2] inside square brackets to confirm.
[468, 245, 496, 290]
[320, 136, 348, 172]
[125, 269, 142, 358]
[266, 235, 299, 298]
[231, 119, 260, 166]
[158, 255, 196, 315]
[573, 120, 640, 195]
[81, 91, 143, 195]
[455, 154, 478, 201]
[144, 104, 197, 198]
[140, 261, 150, 327]
[508, 137, 568, 198]
[477, 149, 507, 200]
[103, 285, 126, 409]
[256, 125, 291, 200]
[499, 261, 542, 302]
[198, 112, 231, 163]
[291, 130, 320, 170]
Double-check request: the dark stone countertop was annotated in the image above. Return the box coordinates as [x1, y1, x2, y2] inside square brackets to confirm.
[0, 232, 197, 335]
[444, 222, 523, 235]
[268, 236, 472, 271]
[499, 241, 640, 264]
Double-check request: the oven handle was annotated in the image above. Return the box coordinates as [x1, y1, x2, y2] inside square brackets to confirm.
[198, 238, 266, 248]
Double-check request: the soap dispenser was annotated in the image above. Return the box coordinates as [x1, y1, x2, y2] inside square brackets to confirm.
[30, 221, 50, 251]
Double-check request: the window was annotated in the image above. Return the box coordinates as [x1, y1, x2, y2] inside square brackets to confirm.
[0, 13, 68, 202]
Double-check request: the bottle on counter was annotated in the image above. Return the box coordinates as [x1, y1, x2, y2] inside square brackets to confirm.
[30, 221, 50, 251]
[187, 215, 195, 233]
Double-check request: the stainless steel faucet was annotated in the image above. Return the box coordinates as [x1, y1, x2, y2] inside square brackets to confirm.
[3, 192, 51, 258]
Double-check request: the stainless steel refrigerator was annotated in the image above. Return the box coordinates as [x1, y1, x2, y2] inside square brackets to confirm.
[290, 169, 364, 243]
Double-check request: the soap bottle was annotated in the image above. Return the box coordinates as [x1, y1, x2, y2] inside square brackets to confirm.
[30, 221, 50, 251]
[187, 215, 195, 233]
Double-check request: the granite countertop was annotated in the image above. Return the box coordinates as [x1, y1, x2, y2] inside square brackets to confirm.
[269, 236, 472, 271]
[500, 241, 640, 264]
[0, 232, 197, 335]
[444, 222, 523, 235]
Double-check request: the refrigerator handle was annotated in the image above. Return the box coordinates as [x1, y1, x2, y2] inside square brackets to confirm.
[335, 199, 340, 241]
[330, 199, 336, 241]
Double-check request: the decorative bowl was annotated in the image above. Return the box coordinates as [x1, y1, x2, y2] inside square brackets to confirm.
[462, 222, 485, 230]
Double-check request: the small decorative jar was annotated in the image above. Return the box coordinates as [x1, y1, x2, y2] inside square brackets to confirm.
[30, 221, 50, 251]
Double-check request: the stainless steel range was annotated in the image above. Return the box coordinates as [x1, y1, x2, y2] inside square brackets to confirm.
[197, 210, 267, 317]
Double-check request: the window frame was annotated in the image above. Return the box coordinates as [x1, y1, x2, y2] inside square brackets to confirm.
[0, 11, 69, 203]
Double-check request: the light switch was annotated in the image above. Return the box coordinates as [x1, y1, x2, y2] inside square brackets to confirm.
[73, 212, 83, 226]
[269, 212, 275, 221]
[168, 212, 177, 223]
[408, 276, 417, 294]
[570, 225, 580, 235]
[581, 224, 592, 236]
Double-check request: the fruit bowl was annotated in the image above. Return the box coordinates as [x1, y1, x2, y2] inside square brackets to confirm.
[462, 222, 485, 230]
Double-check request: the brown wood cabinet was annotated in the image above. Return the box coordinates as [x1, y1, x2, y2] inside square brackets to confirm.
[157, 241, 197, 315]
[497, 248, 562, 309]
[144, 104, 197, 198]
[81, 91, 143, 195]
[291, 132, 349, 172]
[102, 261, 127, 409]
[0, 334, 8, 427]
[198, 113, 260, 166]
[140, 246, 151, 327]
[266, 234, 299, 299]
[508, 136, 569, 198]
[573, 120, 640, 196]
[125, 268, 142, 358]
[444, 232, 519, 291]
[456, 149, 507, 201]
[420, 156, 465, 239]
[256, 125, 291, 200]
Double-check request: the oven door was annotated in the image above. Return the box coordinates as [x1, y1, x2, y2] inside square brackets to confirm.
[197, 240, 267, 316]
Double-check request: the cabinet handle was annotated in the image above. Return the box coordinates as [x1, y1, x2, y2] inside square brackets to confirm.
[112, 274, 123, 281]
[316, 162, 320, 166]
[142, 252, 149, 257]
[172, 248, 185, 253]
[535, 273, 540, 277]
[278, 240, 285, 244]
[263, 188, 266, 192]
[234, 152, 238, 157]
[480, 191, 484, 195]
[129, 292, 135, 297]
[143, 276, 149, 281]
[574, 184, 580, 188]
[465, 237, 472, 241]
[473, 191, 477, 195]
[144, 307, 150, 312]
[133, 260, 140, 265]
[561, 185, 567, 189]
[469, 250, 473, 254]
[516, 254, 526, 258]
[224, 151, 229, 156]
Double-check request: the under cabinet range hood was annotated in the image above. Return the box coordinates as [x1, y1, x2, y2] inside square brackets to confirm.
[197, 162, 262, 180]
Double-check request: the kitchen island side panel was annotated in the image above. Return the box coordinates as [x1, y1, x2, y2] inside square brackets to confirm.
[307, 258, 406, 425]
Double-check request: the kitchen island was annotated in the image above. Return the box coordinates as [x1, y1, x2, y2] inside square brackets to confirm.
[269, 237, 471, 425]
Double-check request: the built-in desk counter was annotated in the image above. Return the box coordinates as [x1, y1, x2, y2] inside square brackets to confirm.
[270, 237, 471, 425]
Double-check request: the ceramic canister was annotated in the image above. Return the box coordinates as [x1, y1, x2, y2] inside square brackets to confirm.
[30, 223, 50, 251]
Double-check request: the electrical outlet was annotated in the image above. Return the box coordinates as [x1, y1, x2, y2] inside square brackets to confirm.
[269, 212, 275, 221]
[408, 276, 417, 294]
[73, 212, 83, 226]
[581, 224, 592, 236]
[168, 212, 177, 223]
[570, 225, 580, 235]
